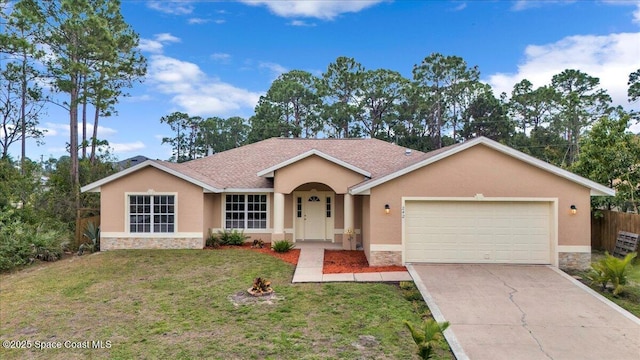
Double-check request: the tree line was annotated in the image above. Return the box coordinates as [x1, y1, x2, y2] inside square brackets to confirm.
[163, 56, 637, 163]
[1, 0, 145, 269]
[160, 56, 639, 212]
[1, 0, 146, 201]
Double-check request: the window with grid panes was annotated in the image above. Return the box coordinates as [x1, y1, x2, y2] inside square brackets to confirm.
[129, 195, 175, 233]
[225, 194, 267, 229]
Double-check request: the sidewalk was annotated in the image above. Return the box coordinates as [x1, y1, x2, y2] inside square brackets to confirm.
[291, 242, 413, 283]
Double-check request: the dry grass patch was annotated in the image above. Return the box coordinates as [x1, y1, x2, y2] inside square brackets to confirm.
[1, 250, 451, 359]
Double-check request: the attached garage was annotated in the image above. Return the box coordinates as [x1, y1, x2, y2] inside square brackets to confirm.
[403, 199, 554, 264]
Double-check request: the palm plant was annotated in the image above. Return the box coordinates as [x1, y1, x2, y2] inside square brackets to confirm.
[404, 319, 450, 359]
[587, 252, 637, 296]
[79, 222, 100, 255]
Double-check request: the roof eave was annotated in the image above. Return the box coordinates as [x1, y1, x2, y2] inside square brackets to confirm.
[80, 160, 222, 194]
[350, 137, 616, 197]
[257, 149, 372, 178]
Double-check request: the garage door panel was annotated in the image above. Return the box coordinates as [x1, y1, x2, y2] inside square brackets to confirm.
[405, 201, 551, 264]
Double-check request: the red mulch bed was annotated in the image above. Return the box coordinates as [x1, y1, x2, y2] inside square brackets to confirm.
[206, 243, 300, 265]
[323, 250, 407, 274]
[206, 244, 406, 274]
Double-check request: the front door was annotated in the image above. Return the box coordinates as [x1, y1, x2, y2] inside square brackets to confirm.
[294, 191, 334, 242]
[304, 195, 325, 240]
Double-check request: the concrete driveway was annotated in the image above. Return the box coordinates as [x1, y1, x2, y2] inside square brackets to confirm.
[408, 264, 640, 360]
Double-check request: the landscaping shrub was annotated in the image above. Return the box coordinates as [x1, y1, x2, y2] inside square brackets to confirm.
[250, 277, 272, 295]
[404, 319, 450, 360]
[587, 251, 637, 296]
[0, 210, 69, 271]
[206, 232, 221, 248]
[271, 240, 295, 253]
[216, 229, 249, 246]
[78, 222, 100, 255]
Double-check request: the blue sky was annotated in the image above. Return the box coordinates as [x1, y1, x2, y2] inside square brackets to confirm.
[12, 0, 640, 162]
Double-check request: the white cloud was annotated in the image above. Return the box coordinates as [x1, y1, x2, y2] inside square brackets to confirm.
[147, 1, 194, 15]
[211, 53, 232, 62]
[125, 94, 153, 103]
[138, 39, 164, 53]
[239, 0, 385, 20]
[487, 32, 640, 111]
[511, 0, 575, 11]
[109, 141, 146, 153]
[148, 55, 262, 116]
[42, 122, 117, 137]
[188, 17, 210, 24]
[634, 3, 640, 23]
[259, 62, 288, 80]
[138, 33, 181, 54]
[46, 146, 68, 155]
[453, 2, 467, 11]
[155, 33, 181, 43]
[289, 20, 316, 27]
[214, 19, 226, 24]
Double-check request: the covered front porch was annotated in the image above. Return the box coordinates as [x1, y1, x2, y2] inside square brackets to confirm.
[272, 182, 363, 250]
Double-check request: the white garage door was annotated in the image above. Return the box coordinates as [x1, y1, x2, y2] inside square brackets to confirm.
[404, 201, 551, 264]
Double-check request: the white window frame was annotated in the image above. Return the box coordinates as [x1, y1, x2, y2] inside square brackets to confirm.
[223, 193, 269, 231]
[125, 192, 177, 234]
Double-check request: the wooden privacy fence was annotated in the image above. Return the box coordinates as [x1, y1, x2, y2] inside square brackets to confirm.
[76, 208, 100, 248]
[591, 210, 640, 252]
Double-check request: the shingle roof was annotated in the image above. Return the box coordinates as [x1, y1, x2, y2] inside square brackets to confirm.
[174, 137, 426, 190]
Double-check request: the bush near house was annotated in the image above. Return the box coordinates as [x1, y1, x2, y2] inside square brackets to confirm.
[271, 240, 295, 253]
[0, 209, 69, 271]
[215, 229, 250, 246]
[587, 252, 637, 296]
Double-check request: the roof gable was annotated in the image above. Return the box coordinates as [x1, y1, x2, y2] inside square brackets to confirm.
[349, 137, 615, 196]
[257, 149, 372, 178]
[80, 160, 222, 193]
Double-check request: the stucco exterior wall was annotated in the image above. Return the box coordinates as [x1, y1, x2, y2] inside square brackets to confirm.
[366, 145, 591, 266]
[362, 196, 371, 260]
[203, 193, 220, 238]
[100, 166, 204, 235]
[274, 155, 366, 194]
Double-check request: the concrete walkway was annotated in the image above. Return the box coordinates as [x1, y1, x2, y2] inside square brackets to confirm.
[291, 242, 412, 283]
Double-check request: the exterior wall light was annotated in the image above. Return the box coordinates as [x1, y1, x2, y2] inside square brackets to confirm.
[385, 204, 390, 214]
[570, 205, 577, 215]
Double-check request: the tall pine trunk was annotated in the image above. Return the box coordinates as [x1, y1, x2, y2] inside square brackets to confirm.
[81, 76, 87, 159]
[90, 104, 99, 164]
[20, 44, 27, 174]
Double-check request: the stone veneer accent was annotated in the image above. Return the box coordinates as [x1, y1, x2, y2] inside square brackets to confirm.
[101, 237, 204, 250]
[369, 250, 402, 266]
[559, 252, 591, 271]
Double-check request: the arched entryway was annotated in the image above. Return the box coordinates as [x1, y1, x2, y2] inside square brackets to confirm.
[292, 183, 335, 242]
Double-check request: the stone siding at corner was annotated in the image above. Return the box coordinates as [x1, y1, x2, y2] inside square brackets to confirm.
[101, 237, 204, 250]
[559, 252, 591, 271]
[369, 250, 402, 266]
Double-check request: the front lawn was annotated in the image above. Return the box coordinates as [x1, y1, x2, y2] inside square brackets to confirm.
[0, 249, 451, 359]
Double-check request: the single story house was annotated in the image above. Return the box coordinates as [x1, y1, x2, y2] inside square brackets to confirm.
[81, 136, 614, 270]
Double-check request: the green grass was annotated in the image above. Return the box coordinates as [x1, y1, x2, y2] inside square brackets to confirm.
[0, 250, 452, 359]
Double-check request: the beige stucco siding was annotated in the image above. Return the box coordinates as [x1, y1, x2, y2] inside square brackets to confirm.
[362, 196, 371, 260]
[203, 193, 221, 236]
[369, 144, 591, 248]
[100, 166, 204, 234]
[284, 194, 293, 229]
[274, 155, 366, 194]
